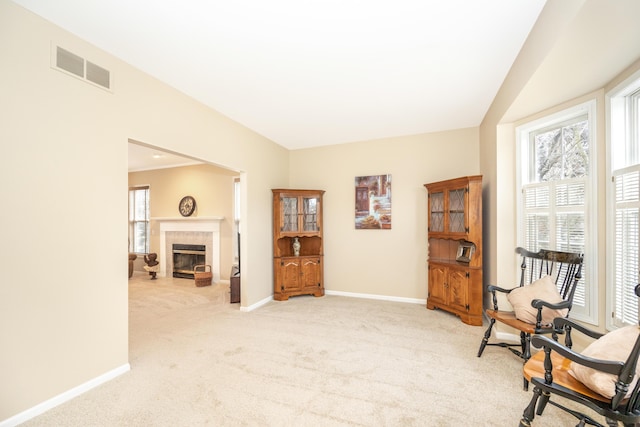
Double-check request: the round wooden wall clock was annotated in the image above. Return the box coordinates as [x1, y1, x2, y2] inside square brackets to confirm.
[178, 195, 196, 217]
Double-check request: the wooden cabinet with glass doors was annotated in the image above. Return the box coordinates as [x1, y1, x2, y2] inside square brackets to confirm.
[424, 176, 483, 326]
[272, 189, 325, 301]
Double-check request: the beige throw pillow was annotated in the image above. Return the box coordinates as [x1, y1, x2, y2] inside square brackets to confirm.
[506, 275, 568, 326]
[569, 325, 640, 399]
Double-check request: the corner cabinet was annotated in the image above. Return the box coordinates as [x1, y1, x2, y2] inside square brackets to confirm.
[272, 189, 325, 301]
[424, 176, 483, 326]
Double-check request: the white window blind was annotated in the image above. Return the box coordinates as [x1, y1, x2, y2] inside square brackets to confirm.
[522, 178, 587, 307]
[608, 73, 640, 329]
[613, 167, 640, 326]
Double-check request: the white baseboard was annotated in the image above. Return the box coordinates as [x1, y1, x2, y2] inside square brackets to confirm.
[241, 290, 425, 312]
[240, 295, 273, 312]
[325, 289, 426, 305]
[495, 330, 520, 342]
[1, 363, 130, 427]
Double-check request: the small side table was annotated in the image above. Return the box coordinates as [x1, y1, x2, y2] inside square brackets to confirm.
[230, 275, 240, 303]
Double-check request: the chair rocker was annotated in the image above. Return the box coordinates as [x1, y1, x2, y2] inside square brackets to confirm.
[519, 286, 640, 427]
[477, 247, 584, 389]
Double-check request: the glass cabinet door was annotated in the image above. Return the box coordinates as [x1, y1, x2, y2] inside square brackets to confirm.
[448, 188, 466, 233]
[302, 197, 319, 232]
[429, 191, 444, 232]
[281, 196, 298, 232]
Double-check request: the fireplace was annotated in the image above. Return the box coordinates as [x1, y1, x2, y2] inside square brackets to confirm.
[156, 217, 223, 282]
[172, 244, 205, 279]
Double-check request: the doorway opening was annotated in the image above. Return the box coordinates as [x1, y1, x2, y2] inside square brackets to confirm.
[127, 139, 243, 289]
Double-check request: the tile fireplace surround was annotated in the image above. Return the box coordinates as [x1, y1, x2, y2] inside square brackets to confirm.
[155, 217, 223, 283]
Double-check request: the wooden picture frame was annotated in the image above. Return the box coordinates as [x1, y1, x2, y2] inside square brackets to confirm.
[456, 241, 475, 263]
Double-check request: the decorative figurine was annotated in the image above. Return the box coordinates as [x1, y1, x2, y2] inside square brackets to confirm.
[143, 253, 159, 280]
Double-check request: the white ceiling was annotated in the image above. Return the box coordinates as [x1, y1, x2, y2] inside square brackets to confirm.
[13, 0, 546, 153]
[127, 142, 203, 172]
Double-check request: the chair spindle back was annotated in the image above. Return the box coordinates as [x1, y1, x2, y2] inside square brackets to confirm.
[516, 247, 584, 312]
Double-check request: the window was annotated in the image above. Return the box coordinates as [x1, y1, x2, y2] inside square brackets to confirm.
[129, 186, 150, 254]
[607, 71, 640, 328]
[517, 101, 597, 324]
[234, 178, 241, 224]
[233, 178, 241, 266]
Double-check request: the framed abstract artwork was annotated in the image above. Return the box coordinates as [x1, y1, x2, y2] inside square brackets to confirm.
[354, 174, 391, 229]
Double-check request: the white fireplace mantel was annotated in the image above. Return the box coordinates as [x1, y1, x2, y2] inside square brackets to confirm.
[153, 216, 224, 224]
[154, 217, 224, 281]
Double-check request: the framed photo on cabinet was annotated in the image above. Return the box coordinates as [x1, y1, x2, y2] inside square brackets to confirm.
[456, 241, 475, 263]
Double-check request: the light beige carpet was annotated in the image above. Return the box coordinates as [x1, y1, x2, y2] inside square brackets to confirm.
[23, 273, 591, 426]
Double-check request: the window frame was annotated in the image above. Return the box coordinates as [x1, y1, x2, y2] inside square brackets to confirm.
[516, 100, 598, 325]
[606, 69, 640, 330]
[128, 185, 150, 255]
[233, 178, 241, 266]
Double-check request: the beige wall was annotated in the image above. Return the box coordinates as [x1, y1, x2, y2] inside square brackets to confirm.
[128, 164, 239, 280]
[0, 0, 288, 421]
[290, 128, 480, 299]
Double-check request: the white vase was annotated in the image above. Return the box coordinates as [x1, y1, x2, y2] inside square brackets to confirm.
[292, 237, 301, 256]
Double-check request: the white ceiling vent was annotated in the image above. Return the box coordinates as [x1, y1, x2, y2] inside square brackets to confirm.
[53, 45, 111, 91]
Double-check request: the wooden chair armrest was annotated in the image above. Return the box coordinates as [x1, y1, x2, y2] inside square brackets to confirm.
[552, 318, 605, 340]
[531, 335, 623, 375]
[531, 299, 571, 310]
[487, 284, 512, 294]
[529, 300, 571, 330]
[486, 284, 514, 311]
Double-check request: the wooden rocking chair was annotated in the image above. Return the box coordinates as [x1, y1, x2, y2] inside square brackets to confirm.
[519, 285, 640, 427]
[477, 247, 584, 389]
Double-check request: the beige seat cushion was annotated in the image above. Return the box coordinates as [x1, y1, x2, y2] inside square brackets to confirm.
[569, 325, 640, 399]
[506, 275, 568, 326]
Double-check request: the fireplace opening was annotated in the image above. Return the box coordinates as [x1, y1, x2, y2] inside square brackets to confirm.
[172, 244, 206, 279]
